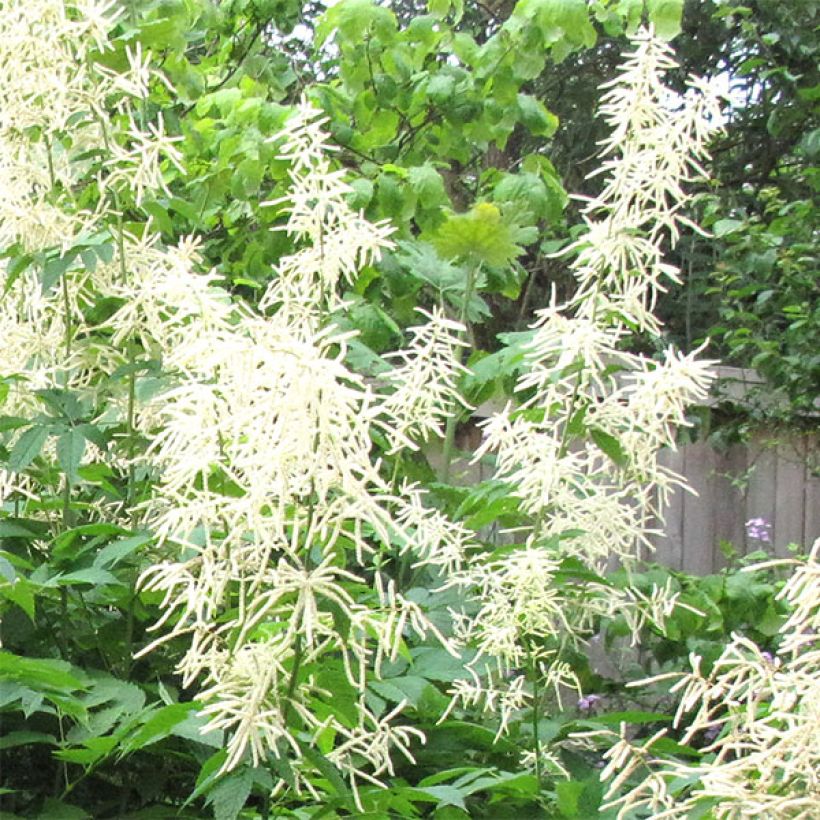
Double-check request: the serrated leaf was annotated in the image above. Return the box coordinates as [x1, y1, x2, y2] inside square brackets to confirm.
[432, 203, 523, 267]
[93, 533, 151, 569]
[8, 426, 49, 472]
[0, 652, 87, 693]
[590, 427, 628, 467]
[122, 702, 197, 753]
[206, 767, 253, 820]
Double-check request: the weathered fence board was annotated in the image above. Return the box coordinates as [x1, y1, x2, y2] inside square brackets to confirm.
[653, 433, 819, 573]
[435, 368, 819, 575]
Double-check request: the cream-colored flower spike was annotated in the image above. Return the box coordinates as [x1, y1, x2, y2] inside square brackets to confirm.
[596, 540, 820, 817]
[126, 102, 475, 795]
[449, 27, 721, 733]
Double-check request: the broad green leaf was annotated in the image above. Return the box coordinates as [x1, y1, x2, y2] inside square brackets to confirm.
[410, 647, 473, 682]
[369, 675, 429, 707]
[206, 767, 253, 820]
[432, 203, 523, 267]
[516, 0, 596, 47]
[590, 427, 628, 467]
[187, 749, 229, 806]
[299, 743, 353, 804]
[46, 567, 124, 588]
[409, 784, 466, 809]
[316, 0, 397, 46]
[712, 218, 744, 237]
[0, 577, 35, 620]
[0, 652, 87, 693]
[516, 93, 558, 137]
[0, 520, 40, 538]
[408, 164, 448, 209]
[122, 702, 198, 753]
[56, 428, 86, 485]
[579, 710, 672, 725]
[92, 533, 152, 569]
[8, 425, 49, 472]
[557, 778, 590, 818]
[647, 0, 684, 39]
[0, 730, 56, 750]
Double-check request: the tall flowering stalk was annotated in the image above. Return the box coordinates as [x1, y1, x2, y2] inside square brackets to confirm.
[583, 539, 820, 818]
[0, 1, 472, 805]
[0, 0, 184, 520]
[444, 28, 722, 770]
[128, 103, 473, 801]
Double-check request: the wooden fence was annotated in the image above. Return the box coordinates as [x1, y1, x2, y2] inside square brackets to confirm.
[652, 432, 819, 574]
[428, 366, 820, 575]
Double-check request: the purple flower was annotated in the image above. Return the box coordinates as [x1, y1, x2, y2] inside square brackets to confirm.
[745, 517, 772, 543]
[578, 694, 603, 712]
[761, 651, 774, 664]
[703, 725, 721, 743]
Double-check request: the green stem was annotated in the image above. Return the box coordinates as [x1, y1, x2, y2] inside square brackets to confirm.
[530, 648, 542, 790]
[441, 263, 479, 482]
[281, 633, 304, 728]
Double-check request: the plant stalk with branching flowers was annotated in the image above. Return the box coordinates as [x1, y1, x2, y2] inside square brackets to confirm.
[441, 27, 723, 790]
[0, 2, 473, 807]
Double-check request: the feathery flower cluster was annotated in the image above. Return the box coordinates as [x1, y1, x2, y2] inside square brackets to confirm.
[0, 0, 187, 503]
[590, 539, 820, 818]
[126, 100, 474, 800]
[0, 1, 473, 802]
[446, 28, 721, 735]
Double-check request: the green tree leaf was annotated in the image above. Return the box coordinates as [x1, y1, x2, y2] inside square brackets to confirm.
[432, 203, 523, 267]
[516, 93, 559, 137]
[8, 425, 49, 472]
[647, 0, 684, 40]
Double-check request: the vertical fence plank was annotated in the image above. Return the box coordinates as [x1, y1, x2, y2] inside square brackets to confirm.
[774, 442, 807, 557]
[803, 435, 820, 551]
[744, 437, 779, 557]
[711, 444, 748, 569]
[653, 447, 685, 570]
[680, 440, 717, 574]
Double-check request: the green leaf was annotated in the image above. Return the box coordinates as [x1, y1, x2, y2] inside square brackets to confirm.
[0, 577, 36, 620]
[206, 767, 253, 820]
[0, 652, 87, 693]
[517, 0, 596, 47]
[36, 799, 90, 820]
[46, 568, 124, 588]
[647, 0, 684, 39]
[300, 743, 353, 805]
[93, 533, 152, 569]
[56, 428, 86, 485]
[370, 675, 429, 707]
[432, 203, 523, 267]
[122, 702, 198, 753]
[712, 218, 744, 237]
[8, 425, 49, 472]
[0, 730, 57, 750]
[590, 427, 628, 467]
[408, 164, 448, 210]
[516, 94, 559, 137]
[575, 710, 672, 726]
[0, 520, 40, 538]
